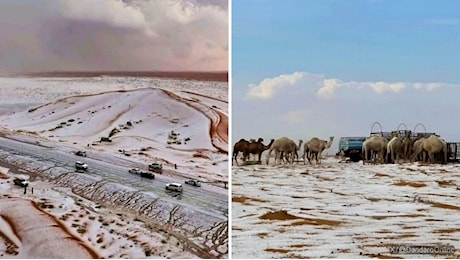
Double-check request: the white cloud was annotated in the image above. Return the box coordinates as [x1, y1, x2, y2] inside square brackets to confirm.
[246, 71, 452, 102]
[245, 72, 305, 100]
[0, 0, 228, 72]
[316, 78, 447, 100]
[316, 78, 343, 100]
[282, 109, 312, 124]
[369, 82, 406, 94]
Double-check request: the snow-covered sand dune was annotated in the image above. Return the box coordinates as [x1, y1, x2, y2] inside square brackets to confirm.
[0, 86, 227, 182]
[232, 158, 460, 259]
[0, 76, 228, 258]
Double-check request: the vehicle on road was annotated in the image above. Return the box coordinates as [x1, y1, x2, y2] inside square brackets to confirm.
[149, 163, 163, 173]
[128, 168, 141, 175]
[185, 179, 201, 187]
[75, 161, 88, 171]
[165, 183, 183, 192]
[13, 178, 29, 187]
[129, 168, 155, 179]
[75, 151, 87, 157]
[140, 171, 155, 179]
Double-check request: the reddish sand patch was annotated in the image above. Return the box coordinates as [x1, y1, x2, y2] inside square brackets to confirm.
[162, 90, 228, 153]
[259, 210, 344, 226]
[434, 228, 460, 233]
[265, 248, 290, 254]
[370, 214, 425, 220]
[393, 181, 427, 188]
[232, 196, 268, 205]
[0, 198, 100, 258]
[429, 202, 460, 210]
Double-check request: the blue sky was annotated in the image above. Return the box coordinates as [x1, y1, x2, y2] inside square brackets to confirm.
[232, 0, 460, 153]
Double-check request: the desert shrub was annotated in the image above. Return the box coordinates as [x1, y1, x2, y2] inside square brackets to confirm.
[127, 121, 132, 126]
[68, 119, 75, 122]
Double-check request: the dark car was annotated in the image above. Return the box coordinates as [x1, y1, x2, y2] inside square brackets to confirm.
[13, 178, 29, 187]
[185, 179, 201, 187]
[140, 171, 155, 179]
[75, 151, 87, 157]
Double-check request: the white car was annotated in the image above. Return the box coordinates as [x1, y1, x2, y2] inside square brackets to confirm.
[129, 168, 141, 174]
[165, 183, 183, 192]
[75, 161, 88, 171]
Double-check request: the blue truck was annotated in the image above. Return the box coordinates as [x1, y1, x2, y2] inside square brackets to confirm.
[338, 137, 367, 162]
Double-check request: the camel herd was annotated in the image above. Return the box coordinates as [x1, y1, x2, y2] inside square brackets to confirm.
[363, 133, 448, 164]
[233, 132, 449, 166]
[232, 136, 334, 166]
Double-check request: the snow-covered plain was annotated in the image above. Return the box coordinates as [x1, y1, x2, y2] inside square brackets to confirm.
[232, 157, 460, 259]
[0, 76, 228, 258]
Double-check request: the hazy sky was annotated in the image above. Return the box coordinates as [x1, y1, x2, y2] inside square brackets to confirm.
[0, 0, 228, 74]
[232, 0, 460, 153]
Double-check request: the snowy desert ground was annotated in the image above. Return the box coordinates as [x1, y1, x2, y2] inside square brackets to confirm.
[232, 157, 460, 259]
[0, 75, 228, 258]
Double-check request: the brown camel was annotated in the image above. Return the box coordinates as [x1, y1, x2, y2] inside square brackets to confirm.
[232, 138, 250, 165]
[246, 138, 275, 163]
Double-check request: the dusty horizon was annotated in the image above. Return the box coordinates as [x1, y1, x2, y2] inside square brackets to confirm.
[5, 70, 228, 82]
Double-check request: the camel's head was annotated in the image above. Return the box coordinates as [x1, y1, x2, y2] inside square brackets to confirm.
[257, 137, 264, 143]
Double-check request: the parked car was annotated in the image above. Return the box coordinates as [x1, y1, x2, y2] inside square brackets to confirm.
[149, 163, 163, 174]
[185, 179, 201, 187]
[75, 151, 87, 157]
[13, 178, 29, 187]
[75, 161, 88, 171]
[165, 183, 183, 192]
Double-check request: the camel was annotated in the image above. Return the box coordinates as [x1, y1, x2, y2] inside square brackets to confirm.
[266, 137, 297, 165]
[387, 136, 403, 164]
[303, 136, 334, 164]
[401, 135, 414, 162]
[246, 138, 275, 163]
[281, 139, 303, 163]
[411, 135, 447, 164]
[362, 136, 388, 164]
[411, 137, 426, 162]
[232, 139, 250, 165]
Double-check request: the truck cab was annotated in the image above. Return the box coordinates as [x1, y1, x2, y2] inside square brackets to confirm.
[338, 137, 367, 162]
